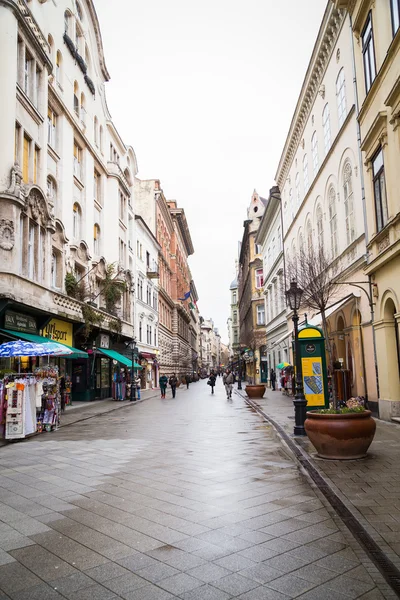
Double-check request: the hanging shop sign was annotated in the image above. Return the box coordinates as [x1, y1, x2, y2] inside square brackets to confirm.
[98, 334, 110, 349]
[5, 310, 37, 334]
[298, 325, 329, 410]
[41, 319, 73, 346]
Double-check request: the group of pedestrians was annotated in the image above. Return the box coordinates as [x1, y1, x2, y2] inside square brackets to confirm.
[208, 368, 235, 399]
[158, 373, 192, 399]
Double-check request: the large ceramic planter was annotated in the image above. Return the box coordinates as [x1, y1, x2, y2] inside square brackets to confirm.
[245, 384, 266, 399]
[304, 410, 376, 460]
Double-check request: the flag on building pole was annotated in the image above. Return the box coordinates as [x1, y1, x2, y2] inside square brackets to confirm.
[178, 291, 191, 301]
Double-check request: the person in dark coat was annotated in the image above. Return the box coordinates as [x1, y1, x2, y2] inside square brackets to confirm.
[159, 374, 168, 398]
[208, 372, 216, 394]
[169, 373, 178, 398]
[186, 374, 191, 389]
[270, 368, 276, 391]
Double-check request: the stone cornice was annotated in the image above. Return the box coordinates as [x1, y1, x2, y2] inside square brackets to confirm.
[1, 0, 52, 71]
[275, 4, 346, 187]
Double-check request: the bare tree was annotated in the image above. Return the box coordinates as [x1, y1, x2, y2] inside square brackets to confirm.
[286, 243, 341, 409]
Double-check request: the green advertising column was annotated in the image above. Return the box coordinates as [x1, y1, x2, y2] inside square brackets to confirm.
[298, 325, 329, 410]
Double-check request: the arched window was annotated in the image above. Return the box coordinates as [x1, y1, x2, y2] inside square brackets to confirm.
[303, 154, 309, 193]
[99, 126, 104, 153]
[76, 0, 83, 20]
[322, 104, 331, 154]
[75, 23, 82, 53]
[316, 204, 323, 248]
[56, 51, 62, 85]
[336, 69, 347, 127]
[306, 220, 312, 251]
[298, 230, 304, 254]
[72, 202, 81, 240]
[295, 172, 301, 209]
[93, 223, 100, 255]
[328, 186, 338, 258]
[73, 81, 79, 115]
[94, 116, 98, 146]
[311, 132, 319, 175]
[80, 92, 86, 123]
[289, 188, 293, 218]
[64, 10, 72, 35]
[48, 34, 54, 63]
[343, 161, 355, 245]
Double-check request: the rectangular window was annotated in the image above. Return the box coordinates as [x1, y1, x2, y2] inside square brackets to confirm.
[146, 251, 150, 269]
[94, 169, 101, 204]
[362, 13, 376, 94]
[257, 304, 265, 326]
[34, 146, 40, 184]
[391, 0, 400, 35]
[139, 321, 142, 342]
[119, 192, 126, 222]
[23, 134, 30, 183]
[28, 221, 36, 279]
[372, 148, 388, 232]
[73, 141, 82, 179]
[24, 49, 33, 96]
[255, 268, 264, 289]
[47, 108, 56, 148]
[15, 123, 21, 162]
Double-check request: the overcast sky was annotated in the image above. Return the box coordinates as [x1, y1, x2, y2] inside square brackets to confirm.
[95, 0, 326, 343]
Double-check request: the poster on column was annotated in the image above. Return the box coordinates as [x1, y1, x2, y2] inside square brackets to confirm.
[302, 356, 325, 407]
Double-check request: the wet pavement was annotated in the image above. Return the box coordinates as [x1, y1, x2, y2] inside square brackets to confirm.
[0, 379, 390, 599]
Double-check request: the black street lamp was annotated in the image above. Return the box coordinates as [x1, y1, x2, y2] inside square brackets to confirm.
[125, 337, 138, 401]
[285, 280, 307, 436]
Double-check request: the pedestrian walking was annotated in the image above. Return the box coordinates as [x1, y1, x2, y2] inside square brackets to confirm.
[159, 374, 168, 399]
[223, 369, 234, 399]
[135, 375, 141, 400]
[169, 373, 178, 398]
[208, 371, 216, 394]
[270, 368, 276, 391]
[186, 373, 191, 389]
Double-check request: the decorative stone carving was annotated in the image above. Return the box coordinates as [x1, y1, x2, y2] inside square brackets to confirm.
[5, 163, 23, 196]
[377, 234, 390, 253]
[0, 220, 15, 251]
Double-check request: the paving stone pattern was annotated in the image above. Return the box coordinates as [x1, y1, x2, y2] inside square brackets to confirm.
[0, 380, 390, 598]
[245, 388, 400, 583]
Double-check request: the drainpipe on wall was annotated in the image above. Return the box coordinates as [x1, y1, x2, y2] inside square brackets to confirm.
[349, 13, 380, 403]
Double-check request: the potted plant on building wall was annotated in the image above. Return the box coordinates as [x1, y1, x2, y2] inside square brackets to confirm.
[287, 244, 376, 459]
[101, 264, 127, 316]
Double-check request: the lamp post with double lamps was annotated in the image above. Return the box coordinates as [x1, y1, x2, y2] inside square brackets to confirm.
[125, 337, 138, 402]
[285, 280, 307, 436]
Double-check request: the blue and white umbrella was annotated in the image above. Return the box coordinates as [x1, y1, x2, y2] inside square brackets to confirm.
[0, 340, 73, 357]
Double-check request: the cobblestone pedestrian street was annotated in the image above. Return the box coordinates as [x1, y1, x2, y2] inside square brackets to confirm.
[0, 381, 388, 599]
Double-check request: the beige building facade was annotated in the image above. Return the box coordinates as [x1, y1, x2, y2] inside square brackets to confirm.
[333, 0, 400, 419]
[276, 3, 378, 408]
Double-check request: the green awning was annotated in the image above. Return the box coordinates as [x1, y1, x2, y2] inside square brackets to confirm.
[97, 348, 142, 369]
[0, 329, 88, 359]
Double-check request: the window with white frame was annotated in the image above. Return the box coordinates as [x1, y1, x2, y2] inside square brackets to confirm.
[316, 204, 323, 248]
[73, 141, 82, 179]
[391, 0, 400, 35]
[256, 304, 265, 326]
[47, 107, 56, 148]
[306, 220, 312, 251]
[328, 186, 338, 258]
[343, 161, 355, 244]
[47, 176, 57, 213]
[336, 69, 347, 127]
[56, 51, 62, 86]
[255, 268, 264, 288]
[303, 154, 309, 193]
[93, 223, 100, 255]
[73, 81, 79, 116]
[72, 202, 81, 240]
[311, 132, 319, 174]
[372, 147, 388, 232]
[362, 13, 376, 93]
[322, 104, 331, 154]
[295, 172, 301, 209]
